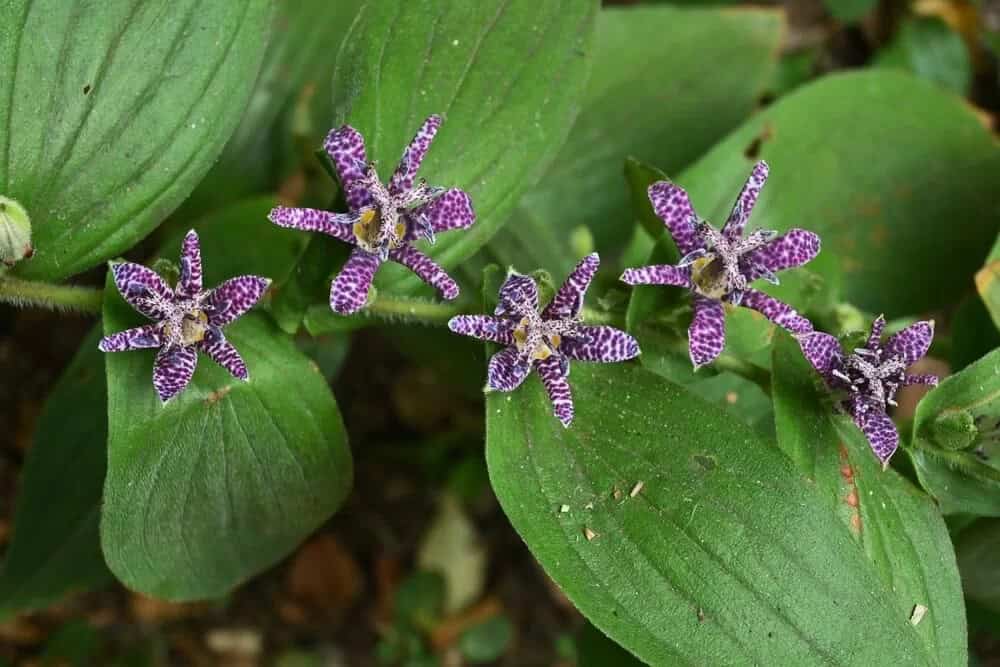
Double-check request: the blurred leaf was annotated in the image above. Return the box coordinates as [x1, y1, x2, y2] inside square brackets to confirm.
[0, 330, 111, 620]
[1, 0, 271, 281]
[769, 49, 817, 98]
[770, 331, 967, 664]
[577, 622, 644, 667]
[486, 361, 932, 664]
[396, 571, 446, 630]
[417, 495, 487, 614]
[975, 233, 1000, 331]
[876, 17, 972, 95]
[824, 0, 877, 22]
[676, 70, 1000, 317]
[951, 293, 1000, 372]
[41, 620, 101, 666]
[487, 5, 782, 277]
[459, 617, 513, 664]
[331, 0, 598, 296]
[956, 518, 1000, 614]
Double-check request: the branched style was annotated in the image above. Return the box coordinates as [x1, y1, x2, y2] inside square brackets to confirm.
[99, 231, 270, 402]
[798, 316, 937, 464]
[620, 161, 820, 368]
[268, 115, 476, 314]
[449, 254, 640, 427]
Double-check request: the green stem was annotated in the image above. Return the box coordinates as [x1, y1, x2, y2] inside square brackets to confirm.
[0, 277, 103, 314]
[366, 293, 464, 323]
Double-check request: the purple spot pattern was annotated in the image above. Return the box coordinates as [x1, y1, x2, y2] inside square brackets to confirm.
[619, 264, 691, 287]
[272, 116, 475, 314]
[390, 245, 459, 300]
[449, 254, 640, 427]
[100, 230, 269, 402]
[688, 296, 726, 369]
[268, 206, 355, 243]
[748, 229, 821, 276]
[153, 345, 198, 403]
[722, 160, 768, 238]
[330, 248, 382, 314]
[741, 289, 812, 334]
[797, 315, 937, 464]
[390, 115, 442, 195]
[177, 230, 203, 298]
[648, 181, 700, 256]
[543, 253, 599, 320]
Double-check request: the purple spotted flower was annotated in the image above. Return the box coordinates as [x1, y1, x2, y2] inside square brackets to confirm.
[620, 161, 821, 368]
[99, 230, 271, 403]
[798, 316, 937, 465]
[268, 115, 475, 314]
[448, 254, 640, 427]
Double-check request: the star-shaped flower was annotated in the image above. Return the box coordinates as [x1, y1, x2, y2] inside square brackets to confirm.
[268, 115, 475, 314]
[620, 161, 821, 368]
[99, 230, 271, 402]
[448, 254, 640, 427]
[798, 316, 938, 465]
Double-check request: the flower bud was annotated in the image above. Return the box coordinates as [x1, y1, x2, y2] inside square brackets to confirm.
[0, 196, 32, 267]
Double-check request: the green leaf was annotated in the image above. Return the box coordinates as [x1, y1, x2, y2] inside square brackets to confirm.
[770, 331, 967, 665]
[0, 329, 111, 620]
[910, 348, 1000, 516]
[951, 293, 1000, 372]
[676, 70, 1000, 317]
[331, 0, 598, 295]
[956, 518, 1000, 614]
[487, 5, 782, 277]
[486, 361, 933, 664]
[876, 17, 972, 96]
[458, 617, 513, 664]
[823, 0, 877, 22]
[975, 233, 1000, 332]
[1, 0, 272, 281]
[577, 622, 644, 667]
[100, 209, 351, 600]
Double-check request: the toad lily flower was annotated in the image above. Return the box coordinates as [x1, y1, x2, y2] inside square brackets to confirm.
[99, 230, 271, 403]
[620, 161, 820, 368]
[448, 254, 640, 427]
[268, 115, 475, 314]
[798, 316, 937, 465]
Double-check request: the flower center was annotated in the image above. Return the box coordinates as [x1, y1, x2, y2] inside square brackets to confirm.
[512, 313, 579, 362]
[832, 348, 907, 410]
[352, 207, 407, 257]
[163, 308, 210, 347]
[350, 165, 445, 258]
[683, 223, 777, 301]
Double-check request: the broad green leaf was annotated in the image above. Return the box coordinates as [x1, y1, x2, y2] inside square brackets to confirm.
[955, 518, 1000, 614]
[486, 361, 932, 665]
[677, 70, 1000, 317]
[975, 233, 1000, 331]
[876, 17, 972, 95]
[951, 294, 1000, 372]
[331, 0, 598, 295]
[100, 204, 351, 600]
[1, 0, 272, 281]
[824, 0, 877, 22]
[0, 329, 111, 619]
[910, 348, 1000, 516]
[487, 5, 782, 277]
[770, 331, 967, 665]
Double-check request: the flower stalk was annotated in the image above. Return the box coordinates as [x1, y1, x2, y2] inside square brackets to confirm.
[0, 277, 103, 314]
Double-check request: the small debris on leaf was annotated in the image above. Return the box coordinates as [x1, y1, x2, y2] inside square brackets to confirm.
[910, 603, 928, 626]
[583, 527, 598, 541]
[559, 504, 570, 513]
[629, 481, 644, 498]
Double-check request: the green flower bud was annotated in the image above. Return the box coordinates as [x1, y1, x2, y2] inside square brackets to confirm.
[0, 196, 32, 267]
[928, 410, 978, 451]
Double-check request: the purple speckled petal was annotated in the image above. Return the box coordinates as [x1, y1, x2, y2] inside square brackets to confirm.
[98, 324, 162, 353]
[722, 161, 768, 239]
[389, 245, 459, 300]
[885, 320, 934, 366]
[619, 264, 691, 287]
[389, 115, 442, 195]
[560, 325, 640, 363]
[323, 125, 372, 211]
[749, 229, 821, 275]
[268, 206, 357, 244]
[543, 253, 599, 320]
[411, 188, 475, 234]
[495, 272, 538, 317]
[850, 400, 900, 465]
[797, 331, 842, 382]
[111, 262, 174, 320]
[330, 248, 381, 314]
[198, 326, 248, 381]
[688, 295, 726, 369]
[740, 289, 812, 334]
[448, 315, 515, 345]
[903, 373, 938, 387]
[152, 345, 197, 403]
[536, 355, 574, 427]
[206, 276, 271, 327]
[486, 346, 531, 392]
[176, 230, 203, 299]
[648, 181, 702, 256]
[867, 315, 886, 350]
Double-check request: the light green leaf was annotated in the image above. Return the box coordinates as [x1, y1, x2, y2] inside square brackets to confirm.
[975, 233, 1000, 332]
[676, 70, 1000, 317]
[331, 0, 598, 295]
[1, 0, 272, 281]
[0, 329, 111, 620]
[876, 17, 971, 95]
[770, 331, 967, 665]
[486, 361, 932, 665]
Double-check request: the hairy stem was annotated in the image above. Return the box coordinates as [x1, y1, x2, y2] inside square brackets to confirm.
[0, 277, 103, 314]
